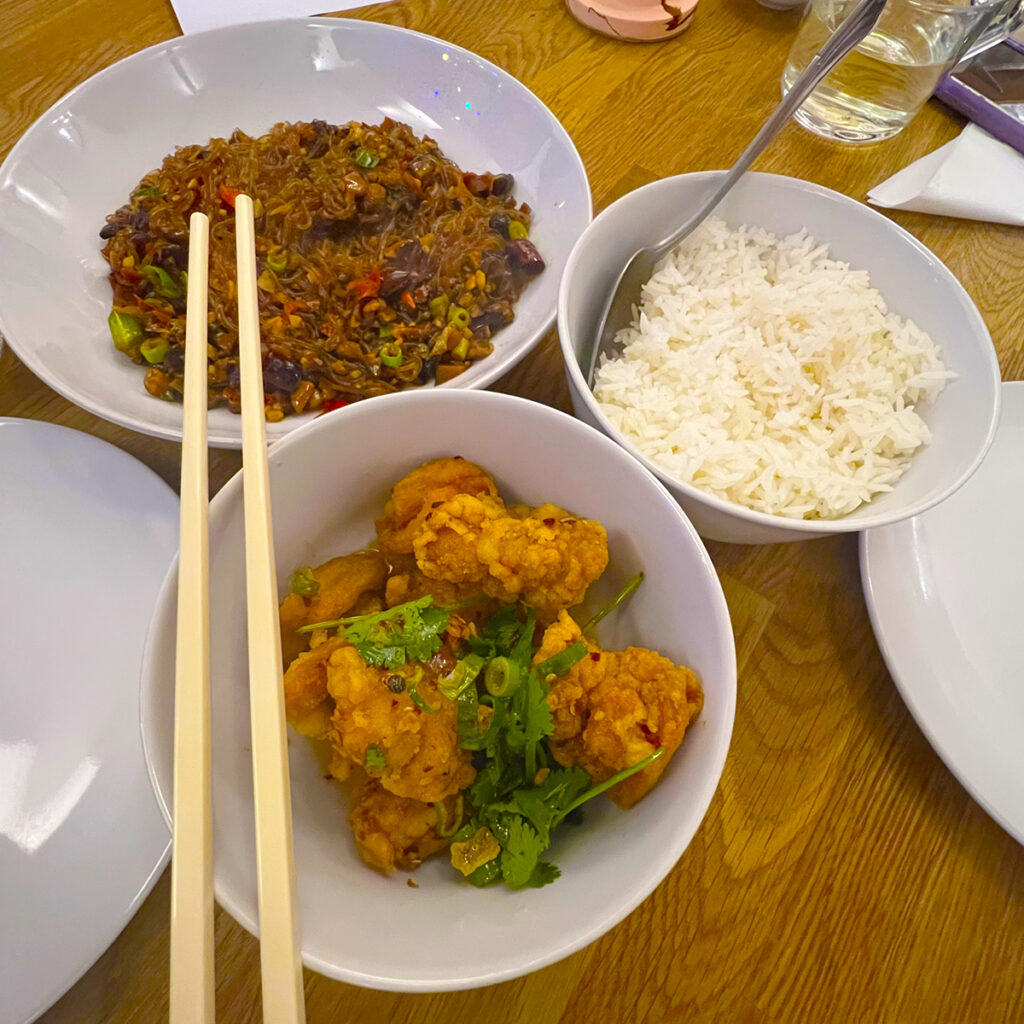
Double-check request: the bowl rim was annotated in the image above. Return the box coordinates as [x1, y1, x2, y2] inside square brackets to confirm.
[0, 16, 592, 449]
[139, 387, 737, 990]
[557, 170, 1003, 535]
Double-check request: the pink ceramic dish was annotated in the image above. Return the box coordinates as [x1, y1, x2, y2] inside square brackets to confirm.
[566, 0, 697, 41]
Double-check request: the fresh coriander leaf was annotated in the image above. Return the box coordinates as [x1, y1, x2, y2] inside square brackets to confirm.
[524, 861, 561, 888]
[510, 766, 592, 844]
[469, 604, 528, 660]
[535, 641, 588, 680]
[456, 686, 485, 749]
[305, 596, 452, 670]
[364, 745, 387, 771]
[499, 817, 544, 889]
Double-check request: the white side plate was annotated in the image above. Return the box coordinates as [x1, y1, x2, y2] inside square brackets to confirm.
[861, 381, 1024, 844]
[0, 420, 177, 1024]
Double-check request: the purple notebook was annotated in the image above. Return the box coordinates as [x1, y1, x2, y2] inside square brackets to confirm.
[935, 39, 1024, 156]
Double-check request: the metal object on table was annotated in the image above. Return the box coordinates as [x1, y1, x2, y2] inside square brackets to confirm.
[582, 0, 888, 385]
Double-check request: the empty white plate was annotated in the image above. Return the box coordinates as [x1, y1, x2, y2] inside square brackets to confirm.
[861, 381, 1024, 844]
[0, 419, 176, 1024]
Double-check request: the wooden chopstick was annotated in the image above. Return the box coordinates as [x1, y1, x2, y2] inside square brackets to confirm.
[170, 211, 215, 1024]
[234, 193, 307, 1024]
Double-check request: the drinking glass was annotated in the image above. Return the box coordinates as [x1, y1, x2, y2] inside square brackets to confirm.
[782, 0, 1024, 142]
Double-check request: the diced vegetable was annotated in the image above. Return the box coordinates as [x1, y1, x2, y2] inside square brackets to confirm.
[141, 264, 182, 299]
[354, 148, 380, 168]
[266, 251, 288, 274]
[447, 304, 471, 330]
[140, 338, 170, 364]
[508, 220, 528, 240]
[379, 341, 404, 368]
[289, 566, 320, 598]
[219, 185, 241, 207]
[108, 311, 145, 356]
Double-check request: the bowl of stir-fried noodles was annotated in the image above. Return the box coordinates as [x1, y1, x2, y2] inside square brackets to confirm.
[139, 389, 736, 990]
[0, 19, 591, 447]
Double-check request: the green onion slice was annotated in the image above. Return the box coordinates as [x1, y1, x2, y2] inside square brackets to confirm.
[484, 656, 520, 698]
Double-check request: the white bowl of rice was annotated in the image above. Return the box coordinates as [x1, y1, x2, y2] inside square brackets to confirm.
[558, 172, 1002, 544]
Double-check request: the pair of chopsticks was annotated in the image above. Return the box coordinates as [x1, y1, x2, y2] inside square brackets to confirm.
[169, 199, 306, 1024]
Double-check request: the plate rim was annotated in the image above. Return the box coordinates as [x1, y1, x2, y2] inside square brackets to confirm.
[859, 380, 1024, 846]
[0, 16, 592, 450]
[0, 417, 174, 1024]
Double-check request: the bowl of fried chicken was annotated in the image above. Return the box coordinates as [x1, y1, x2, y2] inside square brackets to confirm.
[139, 389, 735, 990]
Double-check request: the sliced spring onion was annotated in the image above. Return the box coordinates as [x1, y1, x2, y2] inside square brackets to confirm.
[447, 304, 470, 330]
[439, 654, 485, 700]
[133, 186, 161, 199]
[434, 795, 464, 838]
[408, 684, 437, 714]
[289, 566, 320, 598]
[140, 264, 182, 299]
[379, 341, 403, 368]
[140, 338, 169, 364]
[108, 311, 145, 355]
[484, 656, 520, 698]
[428, 294, 450, 319]
[535, 641, 588, 680]
[265, 251, 288, 274]
[354, 148, 380, 168]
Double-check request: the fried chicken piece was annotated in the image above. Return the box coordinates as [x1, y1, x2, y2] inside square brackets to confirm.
[413, 495, 609, 619]
[282, 636, 345, 738]
[375, 456, 499, 557]
[383, 555, 486, 611]
[325, 644, 475, 803]
[348, 779, 454, 873]
[539, 612, 703, 809]
[279, 551, 388, 665]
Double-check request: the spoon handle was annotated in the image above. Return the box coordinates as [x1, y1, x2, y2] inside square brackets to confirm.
[656, 0, 888, 253]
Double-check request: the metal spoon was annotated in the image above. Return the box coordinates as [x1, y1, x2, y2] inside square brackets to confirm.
[584, 0, 888, 384]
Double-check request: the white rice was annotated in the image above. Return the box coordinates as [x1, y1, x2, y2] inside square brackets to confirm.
[592, 218, 955, 520]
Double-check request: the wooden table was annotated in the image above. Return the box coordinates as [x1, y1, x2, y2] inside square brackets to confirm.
[3, 0, 1022, 1020]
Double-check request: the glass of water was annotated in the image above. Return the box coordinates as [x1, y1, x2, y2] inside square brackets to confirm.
[782, 0, 1023, 142]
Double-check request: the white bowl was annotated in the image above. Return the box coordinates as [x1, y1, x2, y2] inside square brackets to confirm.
[558, 172, 1002, 544]
[0, 18, 591, 449]
[139, 389, 735, 991]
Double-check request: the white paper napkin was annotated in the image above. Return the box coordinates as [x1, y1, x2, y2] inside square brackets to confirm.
[171, 0, 395, 37]
[867, 122, 1024, 226]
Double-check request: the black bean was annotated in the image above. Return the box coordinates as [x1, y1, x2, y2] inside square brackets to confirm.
[163, 346, 185, 373]
[99, 222, 119, 239]
[506, 239, 545, 276]
[225, 362, 241, 389]
[386, 674, 406, 693]
[416, 355, 439, 385]
[470, 308, 512, 335]
[491, 173, 514, 196]
[263, 356, 302, 393]
[488, 214, 511, 239]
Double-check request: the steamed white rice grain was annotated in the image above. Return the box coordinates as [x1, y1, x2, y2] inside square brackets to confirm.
[592, 218, 955, 520]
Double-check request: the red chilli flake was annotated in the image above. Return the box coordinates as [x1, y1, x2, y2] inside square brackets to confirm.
[543, 518, 555, 526]
[321, 398, 350, 414]
[590, 652, 601, 662]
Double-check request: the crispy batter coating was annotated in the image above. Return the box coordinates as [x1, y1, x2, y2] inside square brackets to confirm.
[348, 779, 453, 873]
[413, 495, 609, 619]
[375, 456, 499, 557]
[282, 636, 345, 738]
[383, 555, 485, 610]
[279, 551, 388, 665]
[325, 644, 475, 803]
[539, 612, 703, 808]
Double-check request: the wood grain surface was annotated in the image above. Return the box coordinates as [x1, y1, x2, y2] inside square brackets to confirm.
[2, 0, 1022, 1021]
